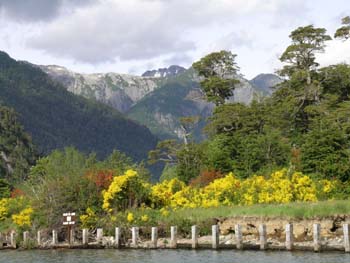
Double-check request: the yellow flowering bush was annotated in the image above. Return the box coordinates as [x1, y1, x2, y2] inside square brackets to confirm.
[202, 172, 241, 206]
[80, 207, 98, 228]
[127, 212, 134, 222]
[291, 172, 317, 201]
[239, 176, 262, 205]
[12, 207, 33, 227]
[102, 170, 150, 213]
[141, 214, 149, 222]
[0, 198, 9, 221]
[151, 178, 185, 207]
[170, 186, 200, 208]
[0, 197, 35, 230]
[160, 207, 170, 217]
[148, 169, 336, 209]
[321, 179, 334, 194]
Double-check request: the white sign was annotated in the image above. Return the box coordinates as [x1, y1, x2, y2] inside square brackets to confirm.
[63, 212, 76, 225]
[63, 212, 76, 216]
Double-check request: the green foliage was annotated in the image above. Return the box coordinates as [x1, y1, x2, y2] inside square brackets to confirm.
[149, 140, 204, 183]
[301, 123, 350, 182]
[24, 147, 152, 229]
[319, 64, 350, 101]
[279, 25, 331, 80]
[148, 139, 179, 165]
[205, 102, 266, 136]
[159, 164, 177, 182]
[192, 50, 240, 105]
[176, 143, 204, 183]
[0, 178, 11, 198]
[203, 135, 234, 173]
[25, 148, 98, 228]
[334, 16, 350, 40]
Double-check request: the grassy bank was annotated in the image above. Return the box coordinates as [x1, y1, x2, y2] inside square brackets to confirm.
[161, 200, 350, 222]
[116, 200, 350, 236]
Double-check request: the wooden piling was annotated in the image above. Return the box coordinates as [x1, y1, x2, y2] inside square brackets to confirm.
[115, 227, 121, 248]
[10, 231, 16, 248]
[37, 231, 41, 247]
[285, 223, 293, 251]
[82, 229, 88, 245]
[23, 231, 29, 246]
[235, 224, 243, 249]
[69, 228, 74, 244]
[343, 223, 350, 253]
[259, 224, 267, 250]
[151, 227, 158, 248]
[96, 228, 103, 243]
[52, 230, 58, 245]
[192, 225, 198, 249]
[131, 227, 139, 247]
[212, 225, 219, 249]
[313, 223, 321, 252]
[170, 226, 177, 248]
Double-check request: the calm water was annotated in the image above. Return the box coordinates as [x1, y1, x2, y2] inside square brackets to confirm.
[0, 249, 349, 263]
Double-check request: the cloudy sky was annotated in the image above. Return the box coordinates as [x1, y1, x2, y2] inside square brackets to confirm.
[0, 0, 349, 79]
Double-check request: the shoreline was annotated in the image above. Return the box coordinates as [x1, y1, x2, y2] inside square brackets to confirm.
[1, 215, 349, 253]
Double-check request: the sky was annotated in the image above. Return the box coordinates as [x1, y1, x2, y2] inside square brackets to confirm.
[0, 0, 349, 79]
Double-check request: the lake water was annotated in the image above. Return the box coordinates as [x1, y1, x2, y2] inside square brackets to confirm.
[0, 249, 349, 263]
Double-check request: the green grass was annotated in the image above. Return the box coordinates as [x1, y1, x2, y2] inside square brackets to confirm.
[163, 200, 350, 222]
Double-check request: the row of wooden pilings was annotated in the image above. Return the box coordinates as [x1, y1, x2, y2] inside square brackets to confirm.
[3, 223, 350, 252]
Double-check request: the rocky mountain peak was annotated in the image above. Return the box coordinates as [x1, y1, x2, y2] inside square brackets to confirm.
[142, 65, 186, 78]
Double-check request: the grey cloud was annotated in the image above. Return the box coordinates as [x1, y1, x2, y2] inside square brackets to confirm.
[268, 0, 310, 28]
[220, 31, 255, 49]
[29, 22, 195, 63]
[0, 0, 95, 22]
[26, 0, 309, 64]
[27, 0, 197, 63]
[163, 53, 193, 66]
[27, 0, 256, 63]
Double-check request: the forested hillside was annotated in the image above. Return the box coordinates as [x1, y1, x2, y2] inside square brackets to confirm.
[0, 51, 158, 162]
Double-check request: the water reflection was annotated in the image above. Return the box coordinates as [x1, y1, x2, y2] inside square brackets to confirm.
[0, 249, 349, 263]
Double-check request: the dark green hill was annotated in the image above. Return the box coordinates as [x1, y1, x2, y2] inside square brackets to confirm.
[0, 51, 158, 162]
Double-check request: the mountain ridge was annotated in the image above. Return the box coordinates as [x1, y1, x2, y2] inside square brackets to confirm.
[142, 65, 186, 78]
[39, 62, 281, 140]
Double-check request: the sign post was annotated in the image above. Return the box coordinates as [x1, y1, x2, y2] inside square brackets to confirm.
[63, 212, 76, 245]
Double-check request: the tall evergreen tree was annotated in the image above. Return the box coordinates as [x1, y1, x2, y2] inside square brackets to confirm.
[279, 25, 331, 85]
[192, 50, 240, 106]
